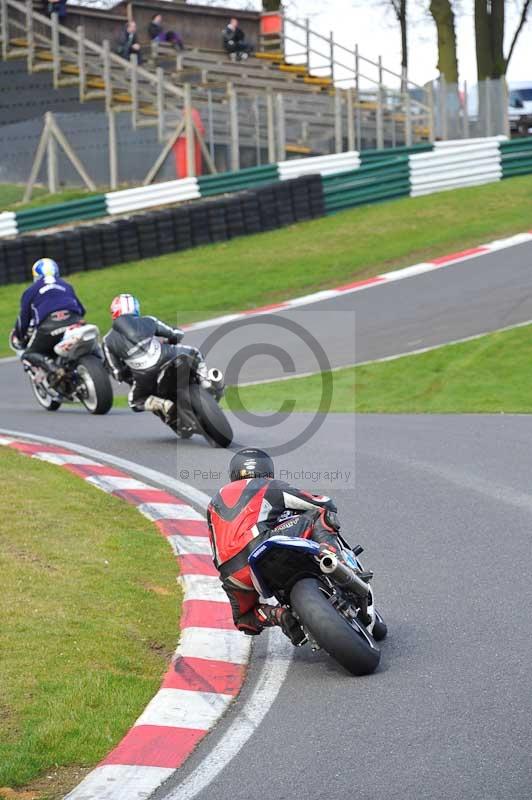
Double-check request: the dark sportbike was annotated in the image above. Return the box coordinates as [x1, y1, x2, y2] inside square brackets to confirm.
[150, 353, 233, 448]
[10, 323, 113, 415]
[249, 533, 387, 675]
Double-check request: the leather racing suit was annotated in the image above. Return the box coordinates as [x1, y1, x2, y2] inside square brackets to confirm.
[102, 314, 201, 411]
[14, 276, 85, 369]
[207, 477, 341, 635]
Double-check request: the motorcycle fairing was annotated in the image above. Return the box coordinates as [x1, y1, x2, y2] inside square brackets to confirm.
[249, 535, 321, 598]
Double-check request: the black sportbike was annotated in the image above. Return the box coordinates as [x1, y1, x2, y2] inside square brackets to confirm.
[150, 352, 233, 448]
[10, 323, 113, 415]
[249, 532, 387, 675]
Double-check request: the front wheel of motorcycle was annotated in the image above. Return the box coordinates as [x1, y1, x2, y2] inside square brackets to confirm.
[290, 578, 381, 676]
[77, 355, 113, 415]
[30, 376, 61, 411]
[189, 384, 233, 448]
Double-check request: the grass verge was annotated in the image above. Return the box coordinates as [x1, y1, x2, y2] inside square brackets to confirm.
[1, 175, 532, 357]
[0, 447, 179, 800]
[223, 323, 532, 414]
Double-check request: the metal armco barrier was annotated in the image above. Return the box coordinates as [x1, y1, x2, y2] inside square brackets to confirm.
[3, 138, 532, 243]
[409, 140, 502, 198]
[500, 139, 532, 179]
[323, 158, 410, 213]
[0, 212, 18, 238]
[16, 196, 108, 234]
[0, 175, 324, 286]
[105, 179, 200, 215]
[278, 151, 360, 180]
[198, 165, 280, 197]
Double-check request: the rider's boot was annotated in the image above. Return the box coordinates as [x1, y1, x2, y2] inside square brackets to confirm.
[145, 395, 176, 420]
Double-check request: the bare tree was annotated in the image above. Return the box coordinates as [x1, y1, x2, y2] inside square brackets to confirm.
[389, 0, 408, 87]
[475, 0, 530, 79]
[429, 0, 459, 83]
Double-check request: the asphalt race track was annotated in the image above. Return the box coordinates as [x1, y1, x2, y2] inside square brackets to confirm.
[2, 240, 532, 799]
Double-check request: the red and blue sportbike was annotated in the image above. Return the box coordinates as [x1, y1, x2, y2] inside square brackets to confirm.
[249, 535, 387, 675]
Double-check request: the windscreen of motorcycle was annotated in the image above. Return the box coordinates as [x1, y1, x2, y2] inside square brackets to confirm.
[125, 337, 162, 371]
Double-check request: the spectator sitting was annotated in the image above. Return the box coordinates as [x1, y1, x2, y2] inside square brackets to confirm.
[148, 14, 184, 51]
[47, 0, 67, 21]
[222, 17, 252, 61]
[117, 20, 143, 64]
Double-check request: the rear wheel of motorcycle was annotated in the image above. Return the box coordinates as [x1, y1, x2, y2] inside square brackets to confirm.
[77, 355, 113, 415]
[372, 609, 388, 641]
[30, 377, 61, 411]
[189, 384, 233, 448]
[290, 578, 381, 676]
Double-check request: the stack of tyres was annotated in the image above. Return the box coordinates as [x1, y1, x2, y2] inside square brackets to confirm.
[225, 197, 246, 239]
[307, 174, 325, 218]
[100, 223, 122, 267]
[172, 207, 193, 251]
[273, 182, 295, 227]
[64, 229, 86, 274]
[206, 200, 228, 243]
[81, 226, 104, 270]
[290, 177, 313, 222]
[136, 213, 160, 259]
[22, 235, 45, 275]
[189, 205, 211, 247]
[240, 193, 262, 234]
[256, 185, 280, 231]
[155, 210, 176, 255]
[116, 218, 141, 263]
[3, 239, 27, 284]
[44, 233, 67, 273]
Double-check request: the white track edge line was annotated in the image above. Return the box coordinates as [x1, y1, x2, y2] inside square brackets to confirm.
[158, 631, 293, 800]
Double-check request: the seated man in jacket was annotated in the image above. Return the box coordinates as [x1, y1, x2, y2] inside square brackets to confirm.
[117, 20, 143, 63]
[12, 258, 85, 379]
[102, 293, 201, 420]
[222, 17, 252, 61]
[207, 448, 343, 644]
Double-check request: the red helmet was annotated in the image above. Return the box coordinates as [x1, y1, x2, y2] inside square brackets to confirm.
[110, 294, 140, 319]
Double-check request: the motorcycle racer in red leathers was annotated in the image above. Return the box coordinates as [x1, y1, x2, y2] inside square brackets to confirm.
[207, 448, 342, 645]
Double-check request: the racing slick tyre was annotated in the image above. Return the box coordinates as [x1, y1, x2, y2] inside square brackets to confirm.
[290, 578, 381, 676]
[189, 384, 233, 448]
[372, 609, 388, 641]
[30, 377, 61, 411]
[77, 355, 113, 415]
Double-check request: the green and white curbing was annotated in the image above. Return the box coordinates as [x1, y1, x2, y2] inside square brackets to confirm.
[2, 136, 531, 238]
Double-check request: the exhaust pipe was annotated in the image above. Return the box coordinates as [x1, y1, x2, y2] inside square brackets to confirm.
[319, 552, 370, 597]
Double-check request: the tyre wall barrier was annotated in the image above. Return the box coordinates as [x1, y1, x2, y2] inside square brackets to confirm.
[0, 174, 324, 286]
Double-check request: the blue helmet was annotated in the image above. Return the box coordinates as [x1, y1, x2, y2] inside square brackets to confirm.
[32, 258, 59, 282]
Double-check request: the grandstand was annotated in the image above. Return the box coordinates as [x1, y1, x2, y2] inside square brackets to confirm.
[0, 0, 433, 183]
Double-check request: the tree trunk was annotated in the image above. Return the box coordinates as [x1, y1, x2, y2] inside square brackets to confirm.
[400, 0, 408, 89]
[475, 0, 506, 79]
[429, 0, 458, 83]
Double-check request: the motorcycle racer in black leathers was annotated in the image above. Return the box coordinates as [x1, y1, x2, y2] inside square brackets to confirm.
[102, 294, 202, 419]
